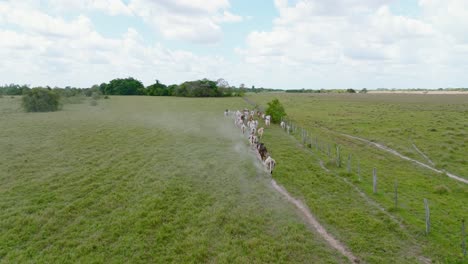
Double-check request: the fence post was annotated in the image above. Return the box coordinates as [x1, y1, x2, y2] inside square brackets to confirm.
[462, 219, 466, 257]
[357, 160, 361, 181]
[373, 168, 377, 193]
[424, 198, 430, 235]
[394, 180, 398, 209]
[336, 145, 341, 167]
[301, 128, 305, 144]
[347, 154, 351, 173]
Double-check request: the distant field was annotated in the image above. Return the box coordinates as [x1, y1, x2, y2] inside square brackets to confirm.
[247, 93, 468, 178]
[247, 92, 468, 262]
[0, 96, 345, 263]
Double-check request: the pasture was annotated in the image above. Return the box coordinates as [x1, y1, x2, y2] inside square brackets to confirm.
[0, 96, 345, 263]
[247, 92, 468, 263]
[1, 94, 467, 263]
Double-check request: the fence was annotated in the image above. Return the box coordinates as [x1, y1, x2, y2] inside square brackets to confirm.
[279, 116, 467, 260]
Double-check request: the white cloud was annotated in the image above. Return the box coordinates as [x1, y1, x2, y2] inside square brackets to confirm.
[128, 0, 242, 43]
[0, 1, 231, 87]
[47, 0, 132, 16]
[236, 0, 468, 88]
[0, 2, 93, 38]
[419, 0, 468, 43]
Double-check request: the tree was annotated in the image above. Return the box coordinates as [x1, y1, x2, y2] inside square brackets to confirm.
[22, 88, 61, 112]
[147, 80, 169, 96]
[216, 78, 229, 88]
[174, 79, 221, 97]
[359, 88, 368, 94]
[265, 98, 286, 124]
[346, 88, 356, 93]
[104, 77, 145, 95]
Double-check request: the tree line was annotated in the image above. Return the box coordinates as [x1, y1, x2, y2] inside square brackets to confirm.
[92, 78, 251, 97]
[0, 77, 286, 98]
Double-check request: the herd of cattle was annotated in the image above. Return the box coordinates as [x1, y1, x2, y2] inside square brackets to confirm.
[224, 109, 276, 174]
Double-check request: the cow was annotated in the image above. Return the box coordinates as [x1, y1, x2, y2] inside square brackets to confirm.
[264, 156, 276, 174]
[257, 127, 264, 139]
[265, 115, 271, 127]
[280, 121, 285, 129]
[236, 118, 243, 127]
[248, 133, 257, 145]
[256, 143, 268, 161]
[241, 124, 246, 134]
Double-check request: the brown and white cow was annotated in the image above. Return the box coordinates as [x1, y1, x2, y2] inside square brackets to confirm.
[264, 156, 276, 174]
[257, 127, 264, 139]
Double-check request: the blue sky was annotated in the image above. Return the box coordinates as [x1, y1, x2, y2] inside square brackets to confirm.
[1, 0, 467, 89]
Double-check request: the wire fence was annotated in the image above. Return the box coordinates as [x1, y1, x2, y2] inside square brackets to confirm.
[280, 116, 467, 260]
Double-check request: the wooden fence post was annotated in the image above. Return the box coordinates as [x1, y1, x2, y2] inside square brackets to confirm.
[336, 145, 341, 167]
[373, 168, 377, 193]
[357, 160, 361, 181]
[394, 180, 398, 209]
[424, 198, 430, 235]
[347, 154, 351, 173]
[462, 219, 466, 257]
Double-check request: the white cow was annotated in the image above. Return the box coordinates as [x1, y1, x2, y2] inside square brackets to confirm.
[248, 133, 257, 145]
[264, 156, 276, 174]
[241, 124, 247, 134]
[280, 121, 285, 129]
[257, 127, 264, 139]
[265, 115, 271, 127]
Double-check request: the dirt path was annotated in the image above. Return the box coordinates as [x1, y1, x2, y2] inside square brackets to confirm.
[245, 145, 360, 263]
[271, 179, 360, 263]
[341, 133, 468, 184]
[411, 142, 435, 166]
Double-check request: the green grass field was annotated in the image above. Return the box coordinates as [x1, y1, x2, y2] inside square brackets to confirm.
[0, 96, 346, 263]
[247, 93, 468, 178]
[246, 92, 468, 263]
[1, 94, 467, 263]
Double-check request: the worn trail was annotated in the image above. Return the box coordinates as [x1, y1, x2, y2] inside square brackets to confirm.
[341, 133, 468, 184]
[270, 179, 359, 263]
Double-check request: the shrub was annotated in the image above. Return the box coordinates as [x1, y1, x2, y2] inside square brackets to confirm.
[91, 92, 102, 100]
[22, 88, 60, 112]
[90, 99, 98, 106]
[265, 98, 286, 124]
[433, 185, 450, 194]
[104, 95, 109, 99]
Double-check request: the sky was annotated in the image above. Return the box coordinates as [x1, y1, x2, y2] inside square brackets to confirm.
[1, 0, 468, 89]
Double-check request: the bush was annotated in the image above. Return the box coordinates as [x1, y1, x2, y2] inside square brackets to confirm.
[265, 98, 286, 124]
[90, 99, 98, 106]
[91, 92, 102, 100]
[22, 88, 60, 112]
[434, 185, 450, 194]
[104, 95, 109, 99]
